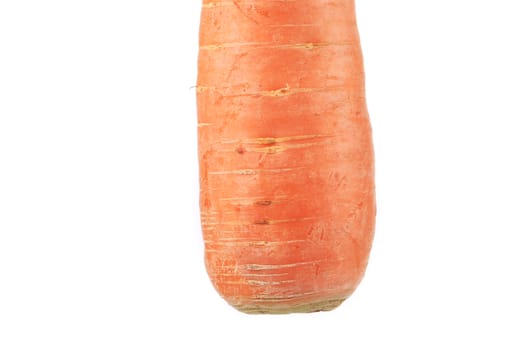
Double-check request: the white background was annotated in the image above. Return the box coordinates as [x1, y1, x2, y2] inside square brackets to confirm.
[1, 1, 524, 349]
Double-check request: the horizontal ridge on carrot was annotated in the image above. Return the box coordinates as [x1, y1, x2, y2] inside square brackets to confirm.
[196, 0, 375, 314]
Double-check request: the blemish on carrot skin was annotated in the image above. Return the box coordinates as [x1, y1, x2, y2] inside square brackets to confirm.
[246, 134, 334, 145]
[268, 24, 316, 28]
[196, 84, 346, 98]
[201, 1, 234, 8]
[236, 145, 246, 154]
[254, 219, 270, 225]
[255, 200, 272, 206]
[259, 138, 277, 145]
[199, 42, 353, 51]
[209, 169, 257, 175]
[246, 279, 295, 286]
[209, 167, 304, 176]
[243, 260, 327, 271]
[233, 1, 260, 25]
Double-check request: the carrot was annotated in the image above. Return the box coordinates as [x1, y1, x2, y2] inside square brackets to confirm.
[196, 0, 375, 314]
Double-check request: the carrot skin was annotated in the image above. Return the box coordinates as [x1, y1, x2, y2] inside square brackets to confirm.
[197, 0, 375, 314]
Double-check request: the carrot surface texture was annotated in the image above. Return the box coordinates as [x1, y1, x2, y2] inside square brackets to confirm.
[196, 0, 375, 314]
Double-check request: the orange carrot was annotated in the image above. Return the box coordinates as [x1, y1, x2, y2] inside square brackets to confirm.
[196, 0, 375, 314]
